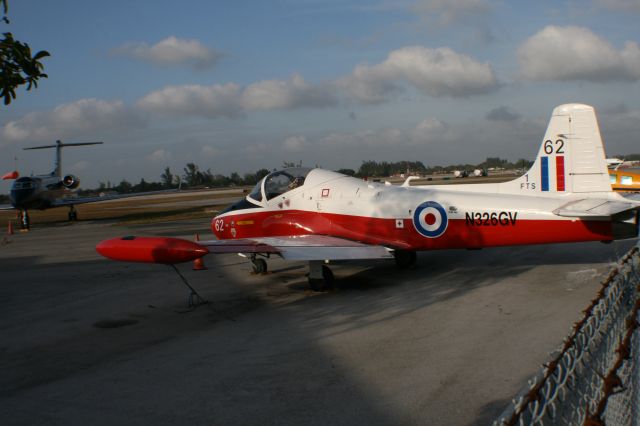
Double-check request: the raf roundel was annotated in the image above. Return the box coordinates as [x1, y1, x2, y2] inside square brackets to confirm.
[413, 201, 448, 238]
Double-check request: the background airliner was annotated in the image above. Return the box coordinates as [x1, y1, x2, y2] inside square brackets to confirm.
[1, 140, 175, 229]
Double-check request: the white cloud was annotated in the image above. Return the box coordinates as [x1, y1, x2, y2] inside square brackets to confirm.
[112, 36, 222, 70]
[318, 117, 449, 148]
[412, 117, 448, 140]
[337, 64, 401, 104]
[136, 83, 243, 119]
[486, 106, 521, 122]
[518, 26, 640, 82]
[147, 149, 173, 164]
[135, 46, 497, 119]
[69, 160, 90, 171]
[283, 135, 308, 152]
[201, 145, 219, 157]
[413, 0, 491, 25]
[0, 98, 142, 145]
[242, 74, 336, 110]
[338, 46, 498, 103]
[244, 143, 268, 154]
[137, 75, 336, 118]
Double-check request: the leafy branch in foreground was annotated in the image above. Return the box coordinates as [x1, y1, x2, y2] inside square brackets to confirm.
[1, 0, 50, 105]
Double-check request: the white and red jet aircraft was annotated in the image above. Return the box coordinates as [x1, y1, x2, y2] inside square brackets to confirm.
[97, 104, 640, 291]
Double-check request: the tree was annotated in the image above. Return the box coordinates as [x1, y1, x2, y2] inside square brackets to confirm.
[1, 0, 50, 105]
[242, 173, 257, 185]
[114, 179, 132, 193]
[282, 161, 302, 168]
[160, 167, 174, 188]
[356, 160, 427, 177]
[336, 168, 355, 176]
[255, 168, 270, 181]
[183, 163, 201, 187]
[229, 172, 241, 185]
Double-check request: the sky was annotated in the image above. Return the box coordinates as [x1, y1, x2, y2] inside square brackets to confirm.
[2, 0, 640, 190]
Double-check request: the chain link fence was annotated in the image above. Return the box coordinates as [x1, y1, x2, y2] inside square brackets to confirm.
[494, 243, 640, 426]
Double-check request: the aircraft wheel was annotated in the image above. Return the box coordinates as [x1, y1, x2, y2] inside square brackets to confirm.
[251, 258, 268, 274]
[308, 265, 334, 292]
[394, 250, 417, 268]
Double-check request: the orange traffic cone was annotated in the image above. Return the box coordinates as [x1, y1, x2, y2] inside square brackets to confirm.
[7, 220, 13, 236]
[192, 233, 207, 271]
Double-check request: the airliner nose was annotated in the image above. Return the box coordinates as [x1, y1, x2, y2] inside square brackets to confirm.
[10, 177, 36, 208]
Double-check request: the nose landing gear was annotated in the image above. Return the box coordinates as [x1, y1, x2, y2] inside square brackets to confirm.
[68, 205, 78, 221]
[19, 209, 30, 230]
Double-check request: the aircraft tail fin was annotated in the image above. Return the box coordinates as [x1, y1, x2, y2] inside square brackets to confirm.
[24, 140, 103, 177]
[500, 104, 611, 195]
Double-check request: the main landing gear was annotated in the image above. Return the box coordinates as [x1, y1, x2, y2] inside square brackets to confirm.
[248, 255, 335, 292]
[68, 205, 78, 221]
[394, 249, 417, 268]
[308, 260, 334, 292]
[247, 251, 417, 292]
[250, 254, 268, 274]
[19, 209, 30, 231]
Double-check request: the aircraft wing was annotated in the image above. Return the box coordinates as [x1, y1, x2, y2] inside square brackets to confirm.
[50, 189, 181, 207]
[97, 234, 394, 264]
[553, 198, 640, 218]
[199, 235, 394, 261]
[0, 204, 14, 211]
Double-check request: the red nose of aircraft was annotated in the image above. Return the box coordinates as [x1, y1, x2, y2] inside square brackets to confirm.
[96, 236, 209, 264]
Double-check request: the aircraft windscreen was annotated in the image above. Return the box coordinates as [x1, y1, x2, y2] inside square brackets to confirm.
[12, 178, 35, 190]
[261, 168, 313, 201]
[248, 181, 263, 203]
[246, 168, 312, 204]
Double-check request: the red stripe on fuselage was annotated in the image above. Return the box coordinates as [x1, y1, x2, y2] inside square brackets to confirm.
[556, 156, 565, 191]
[213, 210, 613, 250]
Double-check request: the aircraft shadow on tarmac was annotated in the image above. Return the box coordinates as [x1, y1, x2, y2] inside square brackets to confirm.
[251, 239, 636, 346]
[0, 237, 636, 425]
[0, 254, 411, 425]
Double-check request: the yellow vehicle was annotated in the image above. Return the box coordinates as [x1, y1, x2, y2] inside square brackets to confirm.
[609, 169, 640, 192]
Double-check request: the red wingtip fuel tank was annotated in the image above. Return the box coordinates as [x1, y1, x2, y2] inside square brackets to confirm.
[96, 236, 209, 264]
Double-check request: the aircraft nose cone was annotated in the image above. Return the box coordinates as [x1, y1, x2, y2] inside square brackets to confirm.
[10, 178, 37, 208]
[10, 189, 28, 207]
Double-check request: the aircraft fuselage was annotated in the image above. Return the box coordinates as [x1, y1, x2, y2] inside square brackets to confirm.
[211, 169, 631, 252]
[10, 175, 69, 210]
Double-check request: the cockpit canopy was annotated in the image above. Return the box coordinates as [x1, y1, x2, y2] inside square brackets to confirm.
[248, 167, 312, 205]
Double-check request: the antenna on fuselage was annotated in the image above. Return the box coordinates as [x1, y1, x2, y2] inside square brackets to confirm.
[23, 140, 103, 177]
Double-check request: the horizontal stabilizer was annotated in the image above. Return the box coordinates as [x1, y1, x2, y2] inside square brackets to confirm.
[24, 141, 103, 150]
[622, 193, 640, 202]
[553, 199, 639, 218]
